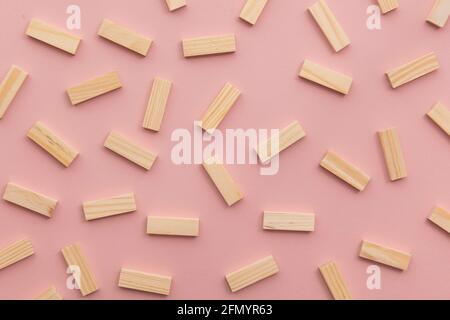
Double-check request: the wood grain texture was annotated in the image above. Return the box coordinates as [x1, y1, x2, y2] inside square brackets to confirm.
[386, 52, 439, 89]
[104, 131, 157, 170]
[0, 65, 28, 119]
[428, 206, 450, 233]
[166, 0, 186, 11]
[427, 0, 450, 27]
[119, 268, 171, 295]
[143, 78, 172, 131]
[0, 239, 34, 271]
[34, 286, 63, 300]
[378, 128, 407, 181]
[377, 0, 399, 14]
[67, 71, 122, 105]
[182, 34, 236, 57]
[263, 211, 315, 232]
[3, 182, 57, 218]
[427, 102, 450, 135]
[226, 255, 279, 292]
[240, 0, 269, 25]
[319, 261, 352, 300]
[359, 240, 411, 271]
[83, 193, 136, 221]
[147, 216, 199, 237]
[299, 59, 352, 94]
[26, 19, 81, 54]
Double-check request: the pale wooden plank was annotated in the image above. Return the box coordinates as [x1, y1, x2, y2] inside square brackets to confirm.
[182, 34, 236, 57]
[166, 0, 186, 11]
[119, 268, 171, 295]
[143, 78, 172, 131]
[240, 0, 269, 25]
[319, 261, 352, 300]
[378, 0, 399, 14]
[34, 286, 63, 300]
[427, 0, 450, 27]
[299, 59, 352, 94]
[263, 211, 315, 232]
[359, 240, 411, 271]
[0, 65, 28, 119]
[427, 102, 450, 135]
[147, 216, 199, 236]
[428, 206, 450, 233]
[378, 128, 407, 181]
[0, 239, 34, 270]
[83, 193, 136, 221]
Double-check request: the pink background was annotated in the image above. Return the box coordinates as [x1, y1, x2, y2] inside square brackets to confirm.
[0, 0, 449, 300]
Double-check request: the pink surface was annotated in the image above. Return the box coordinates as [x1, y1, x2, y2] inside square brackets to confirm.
[0, 0, 449, 300]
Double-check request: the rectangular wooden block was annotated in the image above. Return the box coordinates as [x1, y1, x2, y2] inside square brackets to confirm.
[0, 65, 28, 119]
[34, 286, 63, 300]
[26, 19, 81, 54]
[319, 261, 352, 300]
[0, 239, 34, 270]
[83, 193, 136, 221]
[67, 71, 122, 105]
[104, 131, 157, 170]
[27, 121, 79, 167]
[263, 211, 315, 232]
[359, 240, 411, 271]
[182, 34, 236, 57]
[143, 78, 172, 131]
[428, 206, 450, 233]
[147, 216, 199, 236]
[3, 183, 57, 218]
[240, 0, 268, 25]
[427, 102, 450, 135]
[226, 255, 279, 292]
[166, 0, 186, 11]
[320, 151, 370, 191]
[308, 0, 350, 52]
[378, 0, 399, 14]
[61, 243, 99, 296]
[299, 59, 352, 94]
[119, 268, 171, 295]
[378, 128, 407, 181]
[427, 0, 450, 27]
[386, 52, 439, 89]
[98, 19, 152, 56]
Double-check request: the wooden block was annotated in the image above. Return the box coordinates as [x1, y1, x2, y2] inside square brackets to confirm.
[202, 158, 243, 206]
[240, 0, 269, 25]
[263, 211, 315, 232]
[320, 151, 370, 191]
[119, 268, 171, 295]
[378, 128, 407, 181]
[226, 255, 279, 292]
[61, 243, 99, 296]
[427, 0, 450, 27]
[104, 131, 157, 170]
[83, 193, 136, 221]
[427, 102, 450, 136]
[166, 0, 186, 11]
[319, 261, 352, 300]
[386, 52, 439, 89]
[147, 216, 199, 236]
[98, 19, 152, 56]
[3, 183, 57, 218]
[182, 34, 236, 58]
[299, 59, 352, 95]
[308, 0, 350, 52]
[256, 121, 306, 163]
[200, 83, 241, 131]
[428, 206, 450, 233]
[26, 19, 81, 55]
[0, 239, 34, 270]
[0, 65, 28, 119]
[377, 0, 399, 14]
[27, 121, 79, 167]
[66, 71, 122, 105]
[143, 78, 172, 131]
[34, 286, 63, 300]
[359, 240, 411, 271]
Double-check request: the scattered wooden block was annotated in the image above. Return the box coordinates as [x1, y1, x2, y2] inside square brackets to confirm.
[34, 286, 63, 300]
[308, 0, 350, 52]
[427, 102, 450, 136]
[226, 255, 279, 292]
[428, 206, 450, 233]
[240, 0, 269, 25]
[119, 268, 171, 295]
[378, 128, 407, 181]
[104, 131, 157, 170]
[66, 71, 122, 105]
[182, 34, 236, 58]
[143, 78, 172, 131]
[377, 0, 399, 14]
[0, 239, 34, 270]
[427, 0, 450, 27]
[320, 151, 370, 191]
[27, 121, 79, 167]
[166, 0, 186, 11]
[299, 59, 352, 95]
[359, 240, 411, 271]
[147, 216, 199, 237]
[263, 211, 315, 232]
[61, 243, 99, 296]
[0, 65, 28, 119]
[3, 183, 57, 218]
[386, 52, 439, 89]
[26, 19, 81, 55]
[83, 193, 136, 221]
[319, 261, 352, 300]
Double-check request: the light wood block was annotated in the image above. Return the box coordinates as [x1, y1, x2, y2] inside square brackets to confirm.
[428, 206, 450, 233]
[182, 34, 236, 58]
[26, 19, 81, 55]
[143, 78, 172, 131]
[226, 255, 279, 292]
[147, 216, 199, 237]
[34, 286, 63, 300]
[0, 65, 28, 119]
[27, 121, 79, 167]
[378, 0, 399, 14]
[83, 193, 136, 221]
[200, 83, 241, 131]
[67, 71, 122, 105]
[427, 0, 450, 27]
[119, 268, 171, 295]
[61, 243, 99, 296]
[263, 211, 315, 232]
[427, 102, 450, 136]
[299, 59, 352, 95]
[98, 19, 152, 56]
[166, 0, 186, 11]
[0, 239, 34, 270]
[240, 0, 268, 25]
[104, 131, 157, 170]
[386, 52, 439, 89]
[320, 151, 370, 191]
[3, 183, 57, 218]
[378, 128, 407, 181]
[256, 121, 306, 163]
[319, 261, 352, 300]
[202, 158, 243, 206]
[359, 240, 411, 271]
[308, 0, 350, 52]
